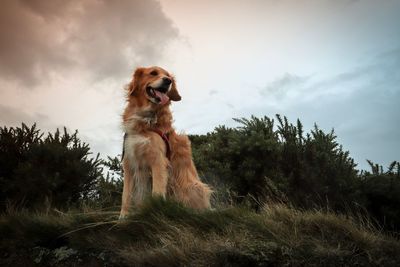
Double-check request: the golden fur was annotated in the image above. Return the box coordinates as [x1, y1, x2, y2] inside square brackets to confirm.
[119, 66, 211, 218]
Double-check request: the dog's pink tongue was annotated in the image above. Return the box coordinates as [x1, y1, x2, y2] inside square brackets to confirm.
[155, 91, 169, 105]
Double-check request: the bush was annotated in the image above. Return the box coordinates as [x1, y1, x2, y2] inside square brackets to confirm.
[0, 124, 103, 210]
[87, 156, 123, 209]
[360, 161, 400, 231]
[190, 115, 359, 210]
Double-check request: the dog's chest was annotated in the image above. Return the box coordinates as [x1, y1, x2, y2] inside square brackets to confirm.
[124, 134, 150, 171]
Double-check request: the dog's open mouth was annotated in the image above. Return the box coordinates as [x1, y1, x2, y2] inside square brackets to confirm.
[146, 86, 170, 105]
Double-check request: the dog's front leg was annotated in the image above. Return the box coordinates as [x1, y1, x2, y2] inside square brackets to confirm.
[120, 160, 134, 219]
[151, 158, 169, 198]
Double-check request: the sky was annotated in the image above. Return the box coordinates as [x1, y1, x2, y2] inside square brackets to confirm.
[0, 0, 399, 171]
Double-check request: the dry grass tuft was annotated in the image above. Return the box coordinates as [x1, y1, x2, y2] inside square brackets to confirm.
[1, 197, 399, 266]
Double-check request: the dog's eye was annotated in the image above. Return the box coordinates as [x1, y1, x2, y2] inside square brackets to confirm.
[150, 70, 158, 76]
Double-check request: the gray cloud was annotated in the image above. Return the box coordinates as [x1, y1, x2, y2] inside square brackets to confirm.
[261, 73, 309, 100]
[247, 48, 400, 170]
[0, 0, 179, 86]
[0, 104, 51, 127]
[0, 103, 122, 160]
[209, 89, 218, 96]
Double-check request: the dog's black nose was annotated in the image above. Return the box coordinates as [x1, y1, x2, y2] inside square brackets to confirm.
[162, 77, 172, 85]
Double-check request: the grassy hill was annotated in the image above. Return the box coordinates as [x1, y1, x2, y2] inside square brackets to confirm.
[1, 198, 399, 266]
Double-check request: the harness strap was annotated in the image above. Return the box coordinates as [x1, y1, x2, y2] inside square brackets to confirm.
[150, 129, 171, 160]
[122, 132, 127, 160]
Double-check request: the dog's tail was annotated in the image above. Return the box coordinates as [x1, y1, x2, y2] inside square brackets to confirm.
[171, 179, 212, 209]
[168, 132, 212, 209]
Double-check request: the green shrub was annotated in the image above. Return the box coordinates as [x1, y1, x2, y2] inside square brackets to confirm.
[190, 115, 358, 210]
[0, 124, 103, 210]
[360, 161, 400, 231]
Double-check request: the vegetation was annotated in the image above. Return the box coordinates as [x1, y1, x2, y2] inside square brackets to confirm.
[190, 115, 359, 211]
[1, 198, 400, 266]
[0, 117, 399, 266]
[359, 161, 400, 231]
[190, 115, 400, 232]
[0, 124, 103, 210]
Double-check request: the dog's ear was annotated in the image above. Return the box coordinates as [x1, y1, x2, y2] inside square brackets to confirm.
[128, 68, 144, 96]
[168, 77, 182, 101]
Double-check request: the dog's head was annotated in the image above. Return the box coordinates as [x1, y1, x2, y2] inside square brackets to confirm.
[127, 66, 181, 106]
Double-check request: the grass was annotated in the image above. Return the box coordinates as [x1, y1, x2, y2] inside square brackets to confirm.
[1, 197, 399, 266]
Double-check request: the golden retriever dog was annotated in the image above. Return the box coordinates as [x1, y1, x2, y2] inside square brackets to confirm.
[119, 66, 212, 219]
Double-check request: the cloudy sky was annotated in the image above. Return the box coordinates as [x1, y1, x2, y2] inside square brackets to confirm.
[0, 0, 399, 170]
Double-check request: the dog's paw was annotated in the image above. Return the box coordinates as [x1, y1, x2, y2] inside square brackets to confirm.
[119, 213, 128, 220]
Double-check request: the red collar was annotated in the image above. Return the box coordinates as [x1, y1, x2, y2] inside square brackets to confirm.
[150, 129, 171, 160]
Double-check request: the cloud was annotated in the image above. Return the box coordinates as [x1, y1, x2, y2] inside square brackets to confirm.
[0, 0, 179, 86]
[209, 89, 218, 96]
[248, 48, 400, 170]
[0, 104, 50, 128]
[261, 73, 309, 100]
[260, 46, 400, 109]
